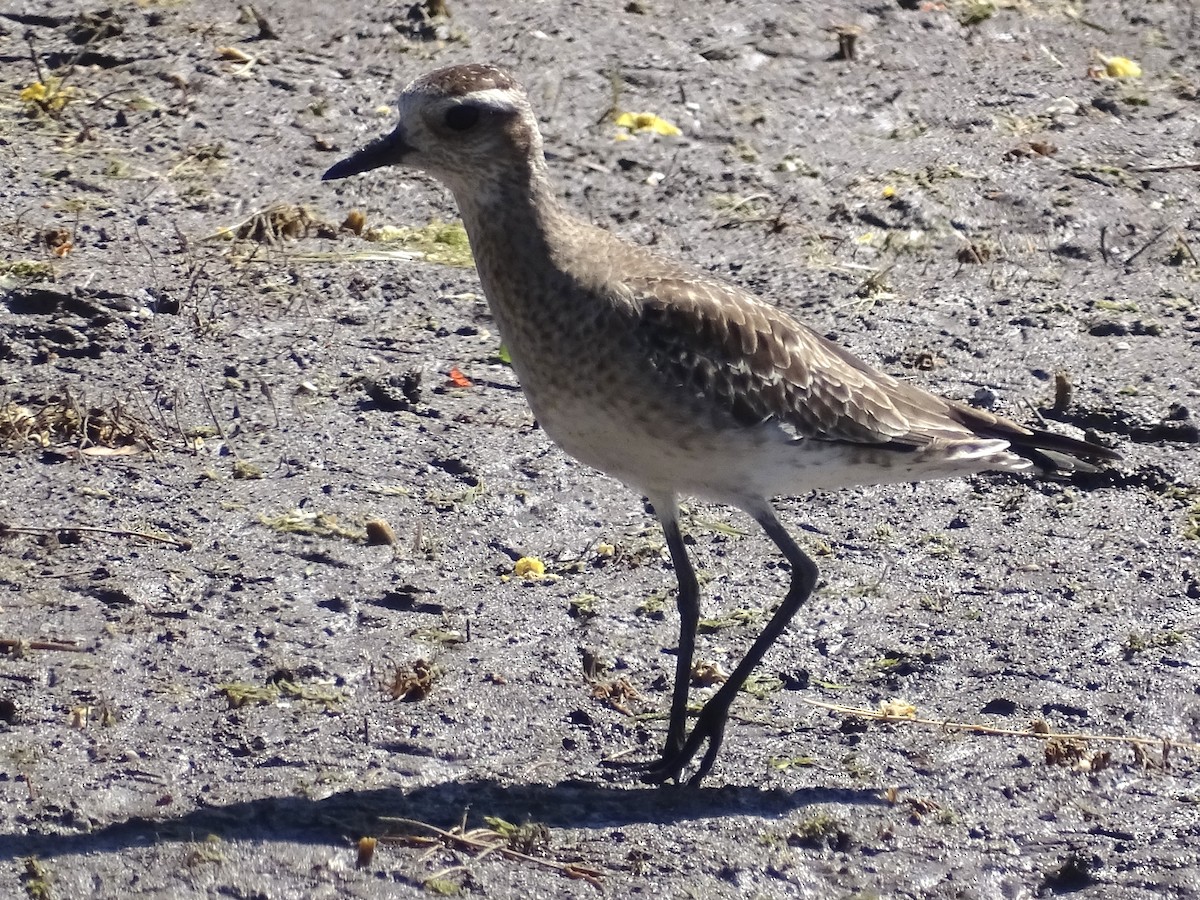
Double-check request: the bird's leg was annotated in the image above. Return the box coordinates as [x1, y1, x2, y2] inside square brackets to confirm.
[600, 497, 698, 774]
[658, 511, 700, 757]
[641, 503, 819, 786]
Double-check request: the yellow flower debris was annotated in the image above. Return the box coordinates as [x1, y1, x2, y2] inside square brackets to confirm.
[514, 556, 546, 579]
[614, 111, 682, 139]
[19, 82, 49, 103]
[19, 79, 76, 113]
[1103, 56, 1142, 79]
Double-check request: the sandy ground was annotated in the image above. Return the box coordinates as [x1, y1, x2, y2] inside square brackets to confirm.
[1, 1, 1199, 897]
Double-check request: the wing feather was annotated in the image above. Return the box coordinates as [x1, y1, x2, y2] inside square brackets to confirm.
[633, 275, 959, 446]
[629, 274, 1117, 466]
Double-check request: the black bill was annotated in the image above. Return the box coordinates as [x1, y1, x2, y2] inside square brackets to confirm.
[322, 127, 412, 181]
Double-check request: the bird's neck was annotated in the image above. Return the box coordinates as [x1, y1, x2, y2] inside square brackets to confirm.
[452, 165, 569, 252]
[449, 165, 581, 326]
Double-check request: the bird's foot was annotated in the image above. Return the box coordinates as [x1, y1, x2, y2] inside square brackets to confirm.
[606, 703, 730, 787]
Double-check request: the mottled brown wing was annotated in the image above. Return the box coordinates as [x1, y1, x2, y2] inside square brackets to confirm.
[630, 274, 1120, 466]
[631, 275, 979, 448]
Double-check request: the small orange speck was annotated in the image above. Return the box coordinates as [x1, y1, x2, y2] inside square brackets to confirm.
[448, 367, 473, 387]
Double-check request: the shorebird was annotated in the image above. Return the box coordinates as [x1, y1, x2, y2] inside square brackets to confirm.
[323, 63, 1118, 785]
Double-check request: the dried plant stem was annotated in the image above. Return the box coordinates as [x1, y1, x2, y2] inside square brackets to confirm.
[378, 816, 604, 888]
[0, 522, 192, 550]
[0, 637, 87, 653]
[799, 697, 1197, 755]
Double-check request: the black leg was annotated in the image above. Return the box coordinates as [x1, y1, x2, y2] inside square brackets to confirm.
[658, 511, 700, 757]
[641, 502, 819, 785]
[599, 496, 700, 777]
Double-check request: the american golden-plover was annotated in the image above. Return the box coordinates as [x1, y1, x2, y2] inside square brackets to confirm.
[323, 63, 1118, 785]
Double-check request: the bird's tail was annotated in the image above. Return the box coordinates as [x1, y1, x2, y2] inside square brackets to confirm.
[946, 404, 1121, 473]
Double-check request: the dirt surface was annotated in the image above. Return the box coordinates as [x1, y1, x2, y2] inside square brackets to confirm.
[2, 0, 1199, 897]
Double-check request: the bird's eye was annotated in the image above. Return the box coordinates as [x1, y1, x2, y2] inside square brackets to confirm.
[444, 104, 480, 131]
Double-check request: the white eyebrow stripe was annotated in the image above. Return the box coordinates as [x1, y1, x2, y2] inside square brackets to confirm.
[405, 85, 523, 114]
[452, 87, 523, 111]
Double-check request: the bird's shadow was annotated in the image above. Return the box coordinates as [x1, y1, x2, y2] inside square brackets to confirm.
[0, 775, 886, 861]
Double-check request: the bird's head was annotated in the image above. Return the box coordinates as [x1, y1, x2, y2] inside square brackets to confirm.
[322, 63, 543, 195]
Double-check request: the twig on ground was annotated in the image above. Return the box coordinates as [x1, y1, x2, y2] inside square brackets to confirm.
[378, 816, 605, 889]
[1130, 163, 1200, 173]
[199, 385, 236, 460]
[1124, 225, 1172, 267]
[0, 637, 88, 654]
[0, 522, 192, 550]
[799, 697, 1197, 757]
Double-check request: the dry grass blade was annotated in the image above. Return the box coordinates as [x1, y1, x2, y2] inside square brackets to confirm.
[1130, 163, 1200, 173]
[258, 509, 365, 541]
[0, 522, 192, 550]
[0, 393, 157, 452]
[0, 637, 88, 654]
[378, 816, 605, 888]
[800, 698, 1197, 761]
[206, 203, 337, 244]
[384, 658, 438, 701]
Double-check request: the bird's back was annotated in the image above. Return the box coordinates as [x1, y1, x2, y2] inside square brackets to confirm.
[466, 216, 1115, 505]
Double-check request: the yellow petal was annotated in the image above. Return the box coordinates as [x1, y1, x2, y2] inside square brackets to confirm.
[19, 82, 48, 102]
[615, 111, 681, 136]
[1104, 56, 1141, 78]
[513, 556, 546, 579]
